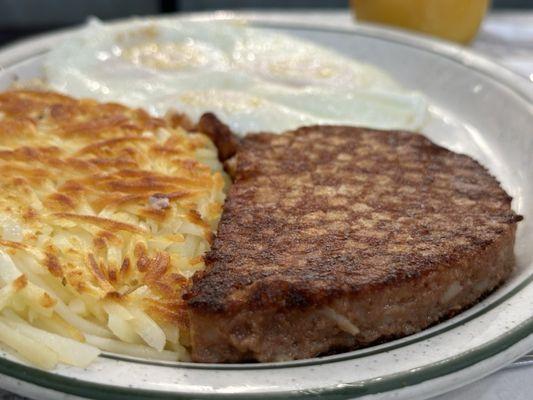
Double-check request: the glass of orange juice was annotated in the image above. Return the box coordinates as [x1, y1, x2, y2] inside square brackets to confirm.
[350, 0, 490, 44]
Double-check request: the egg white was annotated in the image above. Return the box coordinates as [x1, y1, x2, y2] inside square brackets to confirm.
[45, 18, 427, 135]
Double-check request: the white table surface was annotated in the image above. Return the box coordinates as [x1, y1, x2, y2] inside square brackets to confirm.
[0, 8, 531, 400]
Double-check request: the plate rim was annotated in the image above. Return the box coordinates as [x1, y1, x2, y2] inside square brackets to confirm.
[0, 15, 532, 400]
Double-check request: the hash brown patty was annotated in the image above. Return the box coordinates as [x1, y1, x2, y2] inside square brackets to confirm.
[0, 90, 225, 346]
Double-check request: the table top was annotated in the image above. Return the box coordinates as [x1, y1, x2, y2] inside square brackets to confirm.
[0, 8, 531, 400]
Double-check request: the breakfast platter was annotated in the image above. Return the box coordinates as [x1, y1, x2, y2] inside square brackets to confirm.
[0, 13, 531, 400]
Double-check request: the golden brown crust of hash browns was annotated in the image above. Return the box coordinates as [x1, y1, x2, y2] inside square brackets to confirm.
[0, 90, 225, 326]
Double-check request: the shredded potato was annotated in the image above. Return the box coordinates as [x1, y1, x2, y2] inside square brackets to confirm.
[0, 319, 59, 369]
[0, 90, 226, 368]
[2, 310, 100, 367]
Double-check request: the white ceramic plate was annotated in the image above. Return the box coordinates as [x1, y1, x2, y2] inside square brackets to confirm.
[0, 14, 532, 400]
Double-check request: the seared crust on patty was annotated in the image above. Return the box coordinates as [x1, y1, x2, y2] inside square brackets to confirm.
[185, 125, 522, 362]
[196, 113, 240, 163]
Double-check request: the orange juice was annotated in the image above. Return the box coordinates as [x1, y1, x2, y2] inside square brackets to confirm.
[350, 0, 490, 44]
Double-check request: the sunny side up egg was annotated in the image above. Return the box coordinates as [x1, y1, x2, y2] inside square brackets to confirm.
[45, 18, 427, 135]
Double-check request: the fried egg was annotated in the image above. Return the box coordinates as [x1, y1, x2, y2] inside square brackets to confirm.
[45, 18, 427, 135]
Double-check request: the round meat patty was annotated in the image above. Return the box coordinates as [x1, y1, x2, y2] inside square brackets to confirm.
[184, 124, 523, 363]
